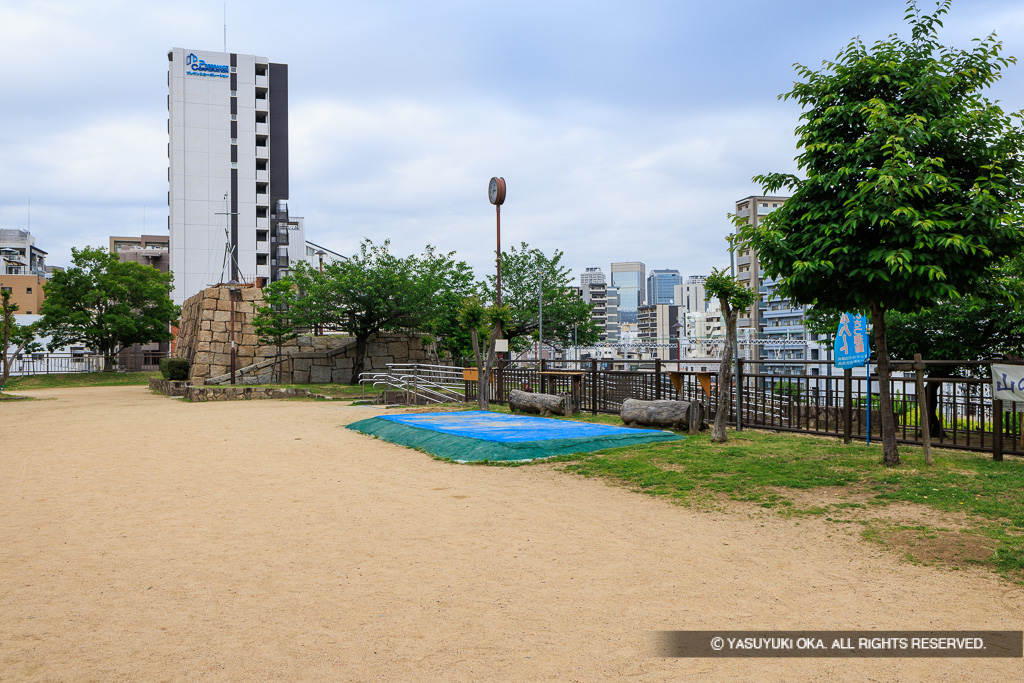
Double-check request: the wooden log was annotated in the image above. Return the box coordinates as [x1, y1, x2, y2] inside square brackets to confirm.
[621, 398, 706, 432]
[508, 389, 568, 417]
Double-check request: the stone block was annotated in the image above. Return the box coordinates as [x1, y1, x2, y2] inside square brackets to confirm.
[241, 287, 263, 302]
[332, 367, 355, 384]
[297, 336, 312, 347]
[367, 342, 388, 357]
[310, 365, 332, 383]
[294, 370, 309, 384]
[216, 299, 231, 311]
[257, 347, 277, 358]
[192, 363, 210, 377]
[213, 353, 232, 366]
[293, 358, 313, 372]
[194, 352, 214, 365]
[200, 320, 212, 331]
[408, 349, 426, 360]
[333, 357, 354, 369]
[212, 310, 231, 323]
[241, 334, 258, 346]
[211, 322, 227, 333]
[235, 302, 254, 315]
[197, 330, 213, 342]
[212, 331, 229, 344]
[387, 341, 408, 357]
[196, 341, 211, 353]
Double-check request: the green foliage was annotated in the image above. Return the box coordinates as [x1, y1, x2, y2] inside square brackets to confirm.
[704, 268, 756, 312]
[37, 247, 178, 372]
[287, 239, 477, 381]
[483, 242, 599, 353]
[1, 289, 41, 390]
[252, 279, 301, 349]
[159, 357, 190, 381]
[741, 1, 1024, 315]
[771, 380, 803, 399]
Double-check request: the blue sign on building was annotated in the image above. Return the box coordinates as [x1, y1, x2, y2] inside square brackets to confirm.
[834, 312, 870, 369]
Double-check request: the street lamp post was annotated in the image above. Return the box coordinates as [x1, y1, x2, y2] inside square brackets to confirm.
[537, 268, 543, 362]
[314, 249, 326, 336]
[226, 279, 239, 385]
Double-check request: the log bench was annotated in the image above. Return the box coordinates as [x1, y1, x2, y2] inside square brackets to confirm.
[620, 398, 706, 433]
[509, 389, 574, 417]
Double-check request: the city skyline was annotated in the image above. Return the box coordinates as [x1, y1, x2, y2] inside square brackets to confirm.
[4, 1, 1024, 287]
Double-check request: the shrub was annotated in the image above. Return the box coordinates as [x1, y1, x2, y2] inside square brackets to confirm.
[159, 357, 190, 381]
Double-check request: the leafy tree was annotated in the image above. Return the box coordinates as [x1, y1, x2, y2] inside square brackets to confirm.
[38, 247, 178, 372]
[704, 269, 756, 443]
[289, 239, 477, 383]
[482, 242, 599, 355]
[1, 289, 41, 392]
[736, 1, 1024, 465]
[251, 279, 301, 383]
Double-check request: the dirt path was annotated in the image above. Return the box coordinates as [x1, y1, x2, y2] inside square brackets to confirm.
[1, 386, 1021, 681]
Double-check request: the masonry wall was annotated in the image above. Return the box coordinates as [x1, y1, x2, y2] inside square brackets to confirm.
[174, 285, 430, 384]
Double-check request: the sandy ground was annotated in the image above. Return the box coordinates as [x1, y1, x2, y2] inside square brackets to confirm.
[1, 386, 1022, 682]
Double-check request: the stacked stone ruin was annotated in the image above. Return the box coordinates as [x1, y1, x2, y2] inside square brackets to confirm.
[174, 285, 430, 385]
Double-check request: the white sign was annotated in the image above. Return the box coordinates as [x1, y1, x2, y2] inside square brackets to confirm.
[494, 339, 509, 352]
[992, 364, 1024, 406]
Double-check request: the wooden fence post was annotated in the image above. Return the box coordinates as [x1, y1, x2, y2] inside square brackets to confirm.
[843, 369, 853, 445]
[591, 359, 598, 415]
[993, 399, 1004, 462]
[914, 353, 932, 465]
[655, 359, 662, 400]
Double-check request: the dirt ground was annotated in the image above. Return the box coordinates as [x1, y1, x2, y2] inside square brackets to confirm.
[1, 386, 1022, 681]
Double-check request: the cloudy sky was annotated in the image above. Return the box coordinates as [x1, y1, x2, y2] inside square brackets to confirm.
[3, 0, 1024, 285]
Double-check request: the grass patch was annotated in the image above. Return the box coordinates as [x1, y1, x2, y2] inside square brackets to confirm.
[3, 372, 159, 391]
[478, 410, 1024, 580]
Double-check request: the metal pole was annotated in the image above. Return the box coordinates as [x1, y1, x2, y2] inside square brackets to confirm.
[538, 268, 543, 362]
[229, 286, 236, 385]
[496, 205, 502, 307]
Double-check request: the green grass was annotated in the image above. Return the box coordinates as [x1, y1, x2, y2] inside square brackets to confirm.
[3, 371, 160, 391]
[474, 408, 1024, 580]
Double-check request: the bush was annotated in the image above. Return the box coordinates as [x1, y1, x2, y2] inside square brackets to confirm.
[159, 357, 190, 381]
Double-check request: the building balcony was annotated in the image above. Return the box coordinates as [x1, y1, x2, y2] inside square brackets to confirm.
[255, 97, 268, 111]
[736, 254, 751, 267]
[256, 169, 268, 182]
[256, 122, 269, 136]
[256, 217, 269, 229]
[256, 191, 269, 204]
[256, 74, 268, 88]
[255, 145, 268, 159]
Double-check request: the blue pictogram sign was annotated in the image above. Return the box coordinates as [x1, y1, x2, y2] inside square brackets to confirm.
[185, 53, 229, 78]
[834, 312, 870, 369]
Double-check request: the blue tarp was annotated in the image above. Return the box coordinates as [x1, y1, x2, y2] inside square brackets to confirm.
[378, 411, 650, 443]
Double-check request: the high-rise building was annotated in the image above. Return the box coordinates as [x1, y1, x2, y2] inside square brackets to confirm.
[610, 261, 645, 324]
[637, 303, 681, 360]
[646, 269, 681, 305]
[167, 48, 305, 305]
[580, 267, 605, 287]
[580, 279, 621, 343]
[674, 274, 708, 314]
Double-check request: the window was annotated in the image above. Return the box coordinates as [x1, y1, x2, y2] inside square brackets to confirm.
[256, 254, 268, 265]
[230, 66, 237, 73]
[231, 114, 237, 121]
[26, 287, 32, 293]
[231, 162, 238, 169]
[230, 90, 237, 97]
[761, 202, 768, 207]
[230, 138, 237, 145]
[1, 286, 10, 292]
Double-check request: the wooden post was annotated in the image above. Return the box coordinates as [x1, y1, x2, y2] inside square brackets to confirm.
[655, 358, 662, 400]
[736, 358, 744, 431]
[993, 399, 1004, 462]
[914, 353, 932, 465]
[591, 359, 598, 415]
[540, 358, 547, 394]
[843, 368, 853, 445]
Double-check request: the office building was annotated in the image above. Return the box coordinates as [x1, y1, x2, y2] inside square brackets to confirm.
[646, 269, 681, 305]
[580, 280, 621, 343]
[610, 261, 645, 323]
[168, 48, 305, 305]
[674, 275, 708, 314]
[110, 234, 171, 273]
[580, 267, 605, 287]
[637, 303, 681, 360]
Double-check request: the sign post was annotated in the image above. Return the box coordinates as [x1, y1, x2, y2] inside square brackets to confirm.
[834, 313, 871, 442]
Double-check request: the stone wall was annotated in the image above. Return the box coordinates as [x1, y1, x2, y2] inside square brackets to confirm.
[175, 285, 431, 385]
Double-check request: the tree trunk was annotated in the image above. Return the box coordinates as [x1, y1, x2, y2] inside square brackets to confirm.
[871, 302, 900, 466]
[477, 322, 502, 410]
[103, 352, 116, 372]
[621, 398, 705, 431]
[351, 334, 369, 384]
[469, 326, 487, 410]
[712, 298, 736, 443]
[508, 389, 567, 416]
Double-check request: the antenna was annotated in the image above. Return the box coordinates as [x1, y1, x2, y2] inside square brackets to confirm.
[27, 197, 30, 232]
[143, 204, 146, 232]
[223, 3, 227, 52]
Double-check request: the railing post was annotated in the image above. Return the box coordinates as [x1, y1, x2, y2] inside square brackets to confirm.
[994, 399, 1004, 462]
[736, 358, 744, 431]
[540, 357, 546, 395]
[843, 369, 853, 444]
[591, 359, 598, 415]
[655, 358, 662, 400]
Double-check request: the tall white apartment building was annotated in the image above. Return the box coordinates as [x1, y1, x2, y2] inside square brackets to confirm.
[167, 48, 304, 305]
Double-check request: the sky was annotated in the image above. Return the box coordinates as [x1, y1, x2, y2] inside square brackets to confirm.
[3, 0, 1024, 287]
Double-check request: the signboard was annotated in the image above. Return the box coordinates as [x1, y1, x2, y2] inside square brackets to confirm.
[185, 52, 229, 78]
[992, 364, 1024, 410]
[834, 312, 870, 369]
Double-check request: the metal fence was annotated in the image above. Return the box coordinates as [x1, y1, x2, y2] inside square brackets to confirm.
[4, 351, 164, 376]
[465, 358, 1024, 459]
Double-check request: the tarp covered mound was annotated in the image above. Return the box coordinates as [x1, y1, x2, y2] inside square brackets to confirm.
[346, 410, 685, 462]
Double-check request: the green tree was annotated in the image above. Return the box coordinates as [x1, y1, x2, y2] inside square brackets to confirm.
[737, 1, 1024, 465]
[704, 269, 755, 443]
[289, 239, 477, 383]
[251, 279, 301, 383]
[38, 247, 178, 372]
[1, 289, 41, 392]
[482, 242, 599, 355]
